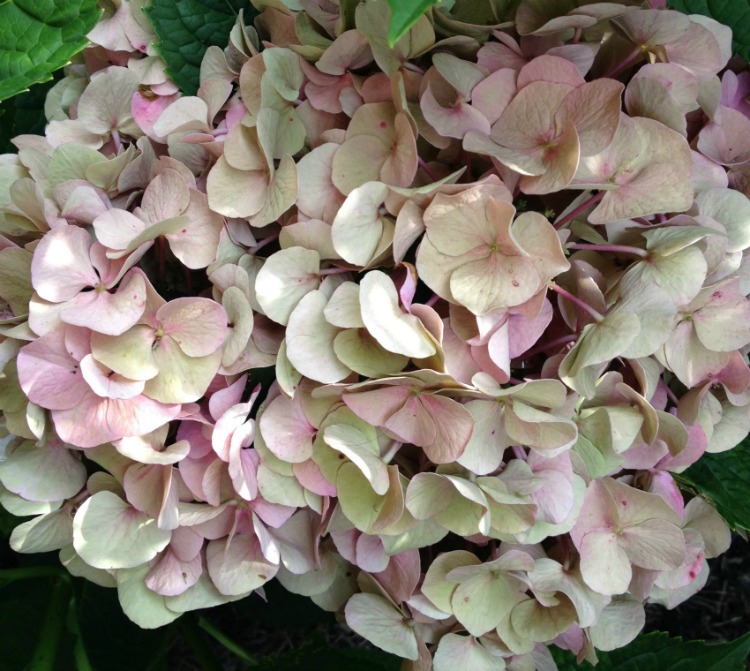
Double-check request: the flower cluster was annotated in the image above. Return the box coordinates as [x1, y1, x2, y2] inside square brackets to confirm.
[0, 0, 748, 668]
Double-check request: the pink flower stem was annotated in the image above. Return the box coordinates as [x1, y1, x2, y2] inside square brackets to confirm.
[251, 233, 279, 254]
[658, 213, 668, 223]
[523, 333, 578, 358]
[567, 243, 647, 257]
[403, 61, 425, 75]
[603, 48, 645, 79]
[417, 156, 439, 182]
[665, 385, 680, 406]
[549, 282, 604, 322]
[319, 266, 351, 276]
[554, 191, 605, 229]
[111, 129, 122, 153]
[512, 445, 527, 461]
[572, 28, 582, 44]
[425, 293, 441, 308]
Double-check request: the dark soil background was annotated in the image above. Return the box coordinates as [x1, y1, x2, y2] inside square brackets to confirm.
[644, 533, 750, 644]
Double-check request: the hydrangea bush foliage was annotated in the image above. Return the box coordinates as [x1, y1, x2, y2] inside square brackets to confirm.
[1, 0, 750, 669]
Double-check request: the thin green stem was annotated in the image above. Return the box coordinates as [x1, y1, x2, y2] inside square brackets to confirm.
[567, 242, 647, 258]
[198, 615, 259, 666]
[178, 615, 224, 671]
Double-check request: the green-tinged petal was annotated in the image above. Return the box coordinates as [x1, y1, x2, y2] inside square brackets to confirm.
[73, 491, 171, 569]
[117, 565, 181, 628]
[345, 593, 419, 660]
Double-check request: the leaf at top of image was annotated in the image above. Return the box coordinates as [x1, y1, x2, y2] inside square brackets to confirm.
[668, 0, 750, 61]
[145, 0, 258, 95]
[0, 0, 101, 102]
[677, 439, 750, 531]
[552, 631, 750, 671]
[386, 0, 441, 44]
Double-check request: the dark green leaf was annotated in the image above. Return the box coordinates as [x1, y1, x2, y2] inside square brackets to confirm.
[27, 578, 71, 671]
[0, 567, 76, 671]
[386, 0, 440, 45]
[145, 0, 259, 95]
[339, 0, 360, 31]
[0, 78, 55, 154]
[667, 0, 750, 61]
[552, 631, 750, 671]
[0, 578, 56, 669]
[178, 615, 224, 671]
[78, 582, 173, 671]
[0, 0, 101, 102]
[677, 440, 750, 531]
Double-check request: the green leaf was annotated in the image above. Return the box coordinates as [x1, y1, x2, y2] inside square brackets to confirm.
[0, 78, 55, 154]
[552, 631, 750, 671]
[0, 556, 78, 671]
[27, 578, 71, 671]
[145, 0, 258, 95]
[386, 0, 440, 45]
[676, 440, 750, 531]
[0, 0, 101, 102]
[78, 582, 173, 671]
[667, 0, 750, 61]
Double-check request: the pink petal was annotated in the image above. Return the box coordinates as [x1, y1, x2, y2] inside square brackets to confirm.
[157, 297, 227, 357]
[52, 390, 180, 448]
[258, 393, 316, 464]
[60, 270, 147, 336]
[79, 353, 145, 399]
[146, 549, 202, 596]
[93, 209, 149, 251]
[31, 226, 98, 302]
[17, 328, 89, 410]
